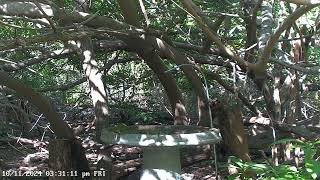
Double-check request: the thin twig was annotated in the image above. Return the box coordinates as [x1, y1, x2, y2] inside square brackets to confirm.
[32, 0, 57, 32]
[139, 0, 150, 26]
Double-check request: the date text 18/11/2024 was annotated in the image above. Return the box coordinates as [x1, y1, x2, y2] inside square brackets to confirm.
[2, 170, 106, 178]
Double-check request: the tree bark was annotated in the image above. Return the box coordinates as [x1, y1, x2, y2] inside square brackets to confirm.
[210, 99, 251, 162]
[117, 0, 190, 125]
[62, 0, 109, 142]
[0, 71, 90, 177]
[72, 1, 111, 179]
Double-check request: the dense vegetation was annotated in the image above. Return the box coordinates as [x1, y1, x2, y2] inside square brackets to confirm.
[0, 0, 320, 179]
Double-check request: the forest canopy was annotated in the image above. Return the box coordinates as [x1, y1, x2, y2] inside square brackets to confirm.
[0, 0, 320, 179]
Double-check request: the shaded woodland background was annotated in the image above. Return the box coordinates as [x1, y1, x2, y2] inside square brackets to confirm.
[0, 0, 320, 179]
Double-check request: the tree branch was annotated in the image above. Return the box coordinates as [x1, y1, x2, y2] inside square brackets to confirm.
[39, 58, 136, 92]
[205, 70, 259, 115]
[0, 48, 71, 72]
[258, 5, 319, 69]
[286, 0, 320, 5]
[179, 0, 256, 71]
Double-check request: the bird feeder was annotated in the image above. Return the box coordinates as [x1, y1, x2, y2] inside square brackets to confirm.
[101, 125, 221, 180]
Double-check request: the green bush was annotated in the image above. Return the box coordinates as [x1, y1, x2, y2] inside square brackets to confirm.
[227, 139, 320, 180]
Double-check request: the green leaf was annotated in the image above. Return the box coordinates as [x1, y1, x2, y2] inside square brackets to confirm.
[270, 138, 303, 146]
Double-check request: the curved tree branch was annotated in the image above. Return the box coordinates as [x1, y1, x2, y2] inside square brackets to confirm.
[258, 5, 319, 69]
[205, 70, 259, 115]
[0, 71, 74, 139]
[179, 0, 256, 71]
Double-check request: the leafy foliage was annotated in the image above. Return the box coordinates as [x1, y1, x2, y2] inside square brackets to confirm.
[227, 139, 320, 180]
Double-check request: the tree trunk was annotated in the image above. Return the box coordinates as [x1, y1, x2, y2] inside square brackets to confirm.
[77, 37, 109, 140]
[0, 71, 90, 177]
[49, 139, 73, 180]
[151, 39, 211, 126]
[72, 0, 109, 142]
[73, 1, 112, 179]
[139, 51, 189, 125]
[0, 71, 73, 139]
[211, 99, 251, 162]
[117, 0, 189, 125]
[49, 139, 91, 180]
